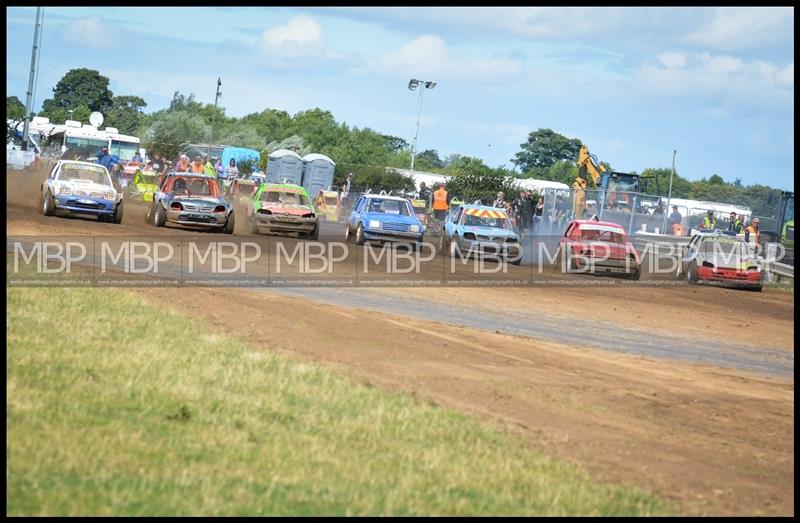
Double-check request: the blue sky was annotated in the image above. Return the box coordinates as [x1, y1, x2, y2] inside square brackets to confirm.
[6, 6, 794, 190]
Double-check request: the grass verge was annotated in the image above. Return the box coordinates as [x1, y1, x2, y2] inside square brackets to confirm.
[7, 287, 672, 515]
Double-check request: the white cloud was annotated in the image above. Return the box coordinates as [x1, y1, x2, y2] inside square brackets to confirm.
[258, 15, 337, 67]
[369, 35, 521, 82]
[684, 7, 792, 51]
[696, 52, 743, 75]
[62, 16, 117, 49]
[658, 52, 687, 69]
[774, 63, 793, 88]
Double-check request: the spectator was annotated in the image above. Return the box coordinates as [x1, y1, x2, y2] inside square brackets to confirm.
[214, 157, 224, 177]
[175, 154, 191, 172]
[417, 181, 431, 210]
[520, 190, 534, 234]
[226, 158, 239, 180]
[132, 150, 143, 163]
[95, 146, 121, 172]
[702, 209, 716, 229]
[492, 191, 506, 209]
[744, 217, 761, 247]
[728, 211, 744, 233]
[203, 155, 216, 177]
[668, 205, 682, 228]
[191, 155, 205, 174]
[533, 196, 544, 234]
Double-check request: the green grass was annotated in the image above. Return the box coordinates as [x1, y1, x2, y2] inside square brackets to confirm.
[6, 287, 673, 516]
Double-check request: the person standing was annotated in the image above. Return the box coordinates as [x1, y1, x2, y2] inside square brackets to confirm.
[702, 209, 716, 229]
[432, 184, 449, 221]
[744, 217, 761, 248]
[727, 211, 744, 233]
[493, 191, 506, 209]
[520, 191, 534, 234]
[203, 156, 216, 178]
[418, 181, 431, 210]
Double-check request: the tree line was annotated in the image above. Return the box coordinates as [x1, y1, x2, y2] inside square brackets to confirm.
[6, 68, 786, 216]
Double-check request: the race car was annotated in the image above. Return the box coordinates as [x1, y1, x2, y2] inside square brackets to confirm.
[314, 190, 341, 222]
[146, 173, 234, 233]
[41, 160, 123, 223]
[440, 204, 522, 264]
[246, 183, 319, 240]
[225, 178, 259, 212]
[123, 167, 160, 202]
[345, 193, 424, 247]
[679, 230, 763, 291]
[555, 218, 641, 279]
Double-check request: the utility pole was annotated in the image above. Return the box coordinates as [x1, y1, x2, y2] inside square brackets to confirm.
[22, 7, 43, 151]
[662, 150, 677, 233]
[208, 77, 222, 159]
[410, 85, 425, 173]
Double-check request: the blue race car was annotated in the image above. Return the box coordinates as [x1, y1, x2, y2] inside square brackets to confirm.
[439, 204, 522, 264]
[40, 160, 123, 223]
[345, 193, 424, 247]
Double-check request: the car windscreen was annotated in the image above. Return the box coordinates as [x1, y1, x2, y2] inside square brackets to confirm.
[365, 198, 412, 216]
[58, 164, 111, 185]
[580, 228, 625, 244]
[171, 177, 220, 197]
[261, 190, 309, 206]
[461, 214, 510, 229]
[700, 238, 748, 258]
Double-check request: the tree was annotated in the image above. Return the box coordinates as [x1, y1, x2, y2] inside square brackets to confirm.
[445, 156, 520, 203]
[105, 95, 147, 134]
[40, 68, 114, 121]
[265, 134, 310, 156]
[141, 111, 209, 160]
[381, 134, 409, 153]
[7, 96, 25, 120]
[512, 128, 582, 172]
[414, 149, 444, 170]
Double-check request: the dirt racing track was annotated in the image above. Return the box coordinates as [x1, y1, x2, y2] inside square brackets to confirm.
[6, 172, 795, 516]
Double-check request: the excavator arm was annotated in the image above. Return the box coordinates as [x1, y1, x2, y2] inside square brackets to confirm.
[573, 145, 605, 217]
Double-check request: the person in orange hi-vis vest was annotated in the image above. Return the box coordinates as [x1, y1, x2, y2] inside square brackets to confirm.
[432, 184, 449, 221]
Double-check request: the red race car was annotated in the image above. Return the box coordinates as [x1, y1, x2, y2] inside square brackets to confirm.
[679, 231, 763, 291]
[556, 218, 641, 279]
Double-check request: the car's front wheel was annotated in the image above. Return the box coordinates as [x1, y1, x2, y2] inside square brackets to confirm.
[151, 202, 165, 227]
[42, 189, 55, 216]
[113, 202, 124, 224]
[355, 223, 365, 245]
[686, 261, 699, 285]
[224, 212, 235, 234]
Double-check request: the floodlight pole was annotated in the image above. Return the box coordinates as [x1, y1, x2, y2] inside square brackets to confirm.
[208, 77, 222, 159]
[22, 7, 43, 151]
[662, 150, 677, 233]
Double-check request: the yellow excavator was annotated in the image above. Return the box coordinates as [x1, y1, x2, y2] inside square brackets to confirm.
[573, 145, 606, 218]
[572, 145, 648, 218]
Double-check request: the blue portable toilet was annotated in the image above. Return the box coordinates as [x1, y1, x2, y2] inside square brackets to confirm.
[301, 153, 336, 199]
[266, 149, 303, 185]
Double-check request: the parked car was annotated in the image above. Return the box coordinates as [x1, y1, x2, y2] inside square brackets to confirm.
[41, 160, 123, 223]
[345, 193, 424, 247]
[679, 231, 763, 291]
[146, 173, 234, 233]
[440, 204, 521, 264]
[246, 183, 319, 240]
[556, 218, 641, 279]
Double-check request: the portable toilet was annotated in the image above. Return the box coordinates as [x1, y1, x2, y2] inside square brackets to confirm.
[301, 153, 336, 199]
[266, 149, 303, 185]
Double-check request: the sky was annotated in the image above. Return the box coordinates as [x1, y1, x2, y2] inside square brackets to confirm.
[6, 6, 795, 190]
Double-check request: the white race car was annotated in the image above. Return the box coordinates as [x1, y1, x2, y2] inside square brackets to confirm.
[41, 160, 123, 223]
